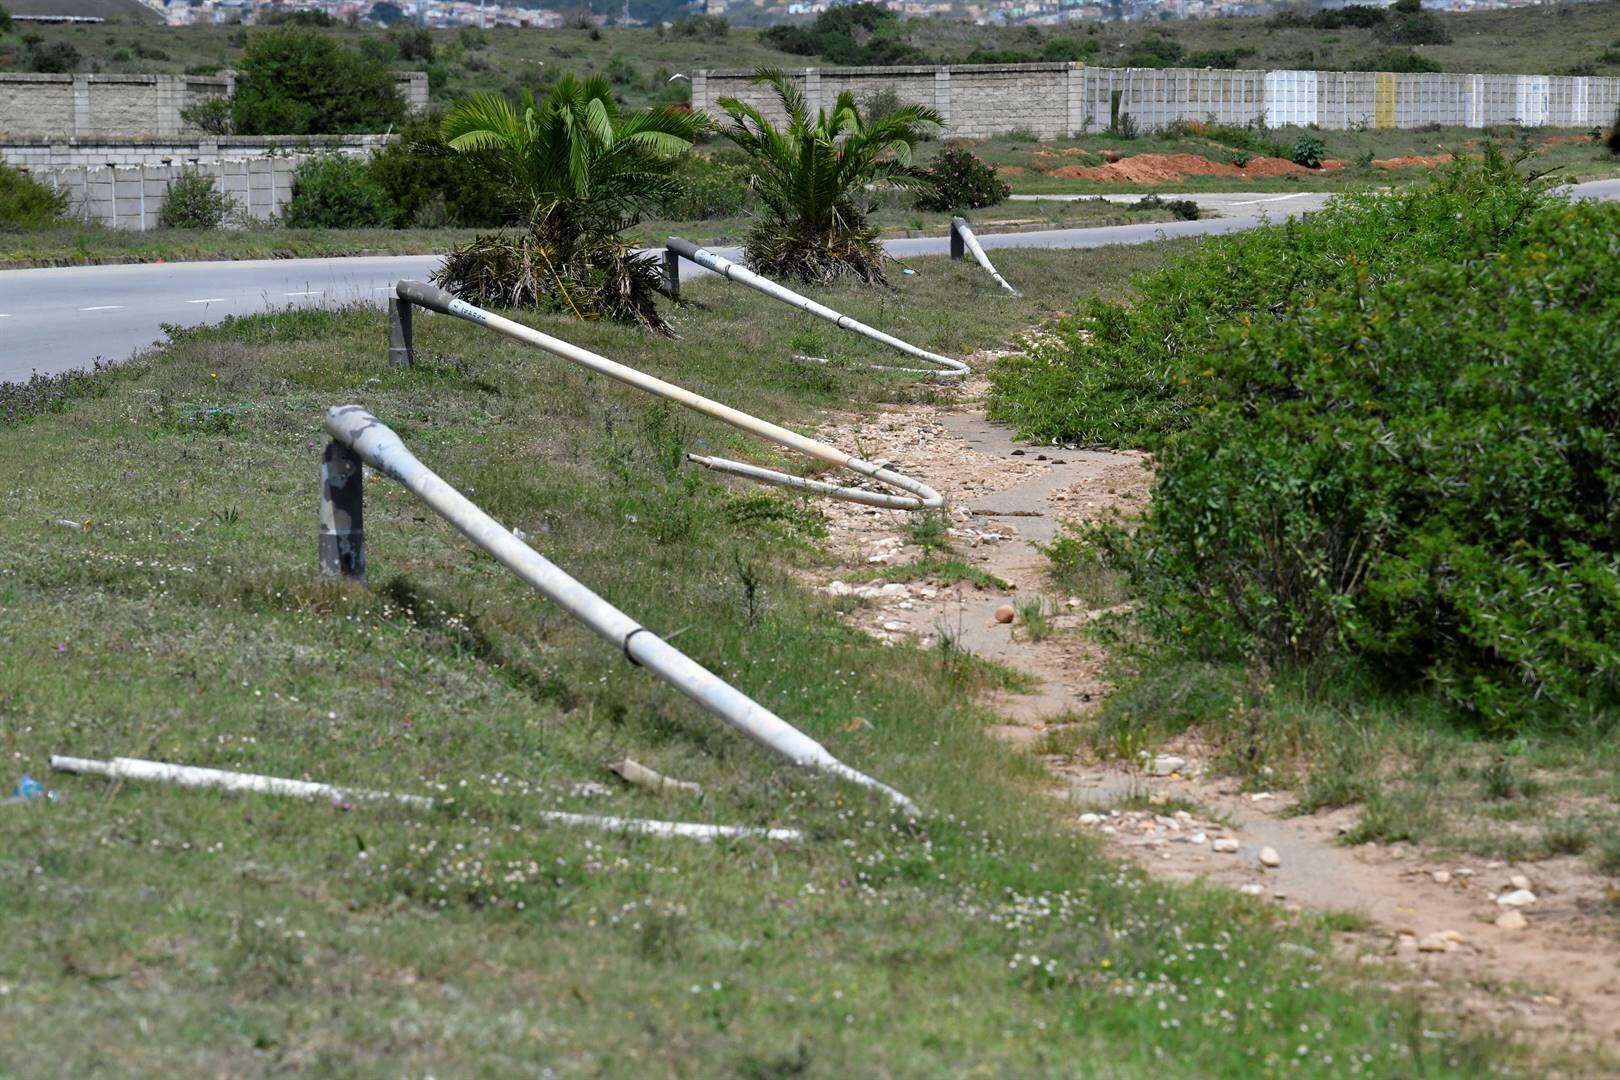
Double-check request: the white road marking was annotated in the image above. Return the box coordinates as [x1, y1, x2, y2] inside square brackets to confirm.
[186, 297, 227, 304]
[78, 305, 123, 311]
[0, 313, 10, 318]
[1228, 193, 1312, 206]
[285, 290, 322, 297]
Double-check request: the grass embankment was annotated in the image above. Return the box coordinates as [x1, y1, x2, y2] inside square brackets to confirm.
[989, 159, 1620, 882]
[0, 200, 1180, 270]
[1, 247, 1506, 1074]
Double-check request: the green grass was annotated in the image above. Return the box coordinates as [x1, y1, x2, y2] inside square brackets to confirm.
[1085, 656, 1620, 878]
[0, 245, 1528, 1074]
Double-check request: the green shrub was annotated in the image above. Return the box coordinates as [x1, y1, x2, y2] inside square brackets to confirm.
[669, 13, 728, 37]
[1367, 48, 1443, 73]
[0, 163, 69, 231]
[231, 27, 406, 135]
[1377, 0, 1450, 46]
[283, 154, 394, 228]
[914, 145, 1008, 212]
[365, 113, 506, 227]
[26, 39, 80, 73]
[988, 148, 1550, 449]
[1040, 153, 1620, 728]
[1608, 106, 1620, 155]
[158, 170, 237, 228]
[1290, 135, 1326, 168]
[1129, 194, 1199, 220]
[655, 156, 752, 220]
[180, 97, 233, 135]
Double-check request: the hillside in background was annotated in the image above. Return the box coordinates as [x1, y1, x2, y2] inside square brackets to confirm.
[2, 0, 161, 20]
[1, 0, 1617, 111]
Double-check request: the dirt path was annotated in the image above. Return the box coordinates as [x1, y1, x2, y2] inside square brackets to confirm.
[808, 375, 1620, 1061]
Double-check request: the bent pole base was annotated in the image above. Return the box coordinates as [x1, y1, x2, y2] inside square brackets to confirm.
[394, 280, 942, 513]
[663, 237, 971, 379]
[324, 404, 919, 816]
[950, 218, 1022, 297]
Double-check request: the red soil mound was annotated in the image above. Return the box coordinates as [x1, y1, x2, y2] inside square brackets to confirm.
[1048, 153, 1344, 183]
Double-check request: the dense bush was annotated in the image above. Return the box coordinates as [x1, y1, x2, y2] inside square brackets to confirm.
[1608, 106, 1620, 154]
[180, 97, 234, 135]
[1290, 135, 1326, 168]
[283, 154, 393, 228]
[1129, 194, 1199, 220]
[158, 171, 237, 228]
[655, 156, 752, 220]
[231, 28, 406, 135]
[25, 39, 81, 73]
[0, 163, 69, 231]
[1000, 153, 1619, 727]
[762, 3, 928, 65]
[434, 231, 673, 332]
[1120, 32, 1185, 69]
[366, 113, 506, 227]
[1367, 48, 1443, 73]
[669, 13, 728, 38]
[914, 146, 1008, 212]
[1377, 0, 1450, 46]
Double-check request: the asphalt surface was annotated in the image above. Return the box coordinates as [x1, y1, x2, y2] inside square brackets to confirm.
[3, 178, 1616, 382]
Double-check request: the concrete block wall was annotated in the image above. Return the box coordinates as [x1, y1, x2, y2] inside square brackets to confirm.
[2, 134, 394, 171]
[696, 62, 1620, 138]
[0, 71, 428, 139]
[41, 156, 299, 230]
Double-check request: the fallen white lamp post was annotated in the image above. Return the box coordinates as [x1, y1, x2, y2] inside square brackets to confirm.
[662, 237, 972, 379]
[950, 217, 1022, 297]
[393, 280, 941, 512]
[320, 405, 918, 815]
[49, 755, 804, 841]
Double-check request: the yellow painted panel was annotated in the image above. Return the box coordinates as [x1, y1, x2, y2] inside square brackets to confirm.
[1375, 72, 1396, 128]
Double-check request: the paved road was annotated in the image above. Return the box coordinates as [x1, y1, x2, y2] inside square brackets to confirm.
[4, 178, 1615, 382]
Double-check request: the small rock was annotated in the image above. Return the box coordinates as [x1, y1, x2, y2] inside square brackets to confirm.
[1496, 888, 1537, 908]
[1416, 933, 1454, 954]
[881, 620, 907, 632]
[1258, 846, 1281, 868]
[1147, 754, 1187, 777]
[1431, 870, 1452, 885]
[993, 604, 1015, 624]
[1239, 883, 1264, 896]
[1189, 832, 1207, 845]
[1212, 838, 1240, 853]
[1495, 909, 1529, 931]
[1078, 812, 1103, 825]
[1508, 873, 1531, 892]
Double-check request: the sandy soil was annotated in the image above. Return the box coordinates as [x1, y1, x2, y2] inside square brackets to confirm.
[801, 367, 1620, 1063]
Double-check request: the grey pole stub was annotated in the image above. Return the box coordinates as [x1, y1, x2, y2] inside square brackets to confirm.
[950, 218, 966, 260]
[319, 440, 365, 580]
[388, 297, 415, 367]
[661, 246, 681, 300]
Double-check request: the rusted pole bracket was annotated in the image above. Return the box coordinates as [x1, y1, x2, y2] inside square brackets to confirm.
[388, 296, 415, 367]
[319, 439, 365, 580]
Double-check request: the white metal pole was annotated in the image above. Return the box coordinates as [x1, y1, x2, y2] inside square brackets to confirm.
[49, 755, 804, 839]
[324, 405, 918, 815]
[394, 281, 942, 511]
[951, 217, 1022, 296]
[663, 237, 971, 378]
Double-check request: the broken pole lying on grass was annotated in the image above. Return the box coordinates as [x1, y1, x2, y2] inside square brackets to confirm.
[950, 218, 1022, 297]
[320, 404, 919, 816]
[662, 237, 972, 379]
[392, 280, 942, 511]
[49, 755, 805, 840]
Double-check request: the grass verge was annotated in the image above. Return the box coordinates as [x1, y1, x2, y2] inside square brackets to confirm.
[0, 247, 1513, 1074]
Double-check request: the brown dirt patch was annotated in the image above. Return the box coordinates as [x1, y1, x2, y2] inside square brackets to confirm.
[1049, 153, 1344, 183]
[996, 165, 1026, 178]
[1374, 154, 1453, 169]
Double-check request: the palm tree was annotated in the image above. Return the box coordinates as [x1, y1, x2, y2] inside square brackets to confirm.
[442, 73, 706, 240]
[433, 75, 707, 331]
[718, 69, 941, 285]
